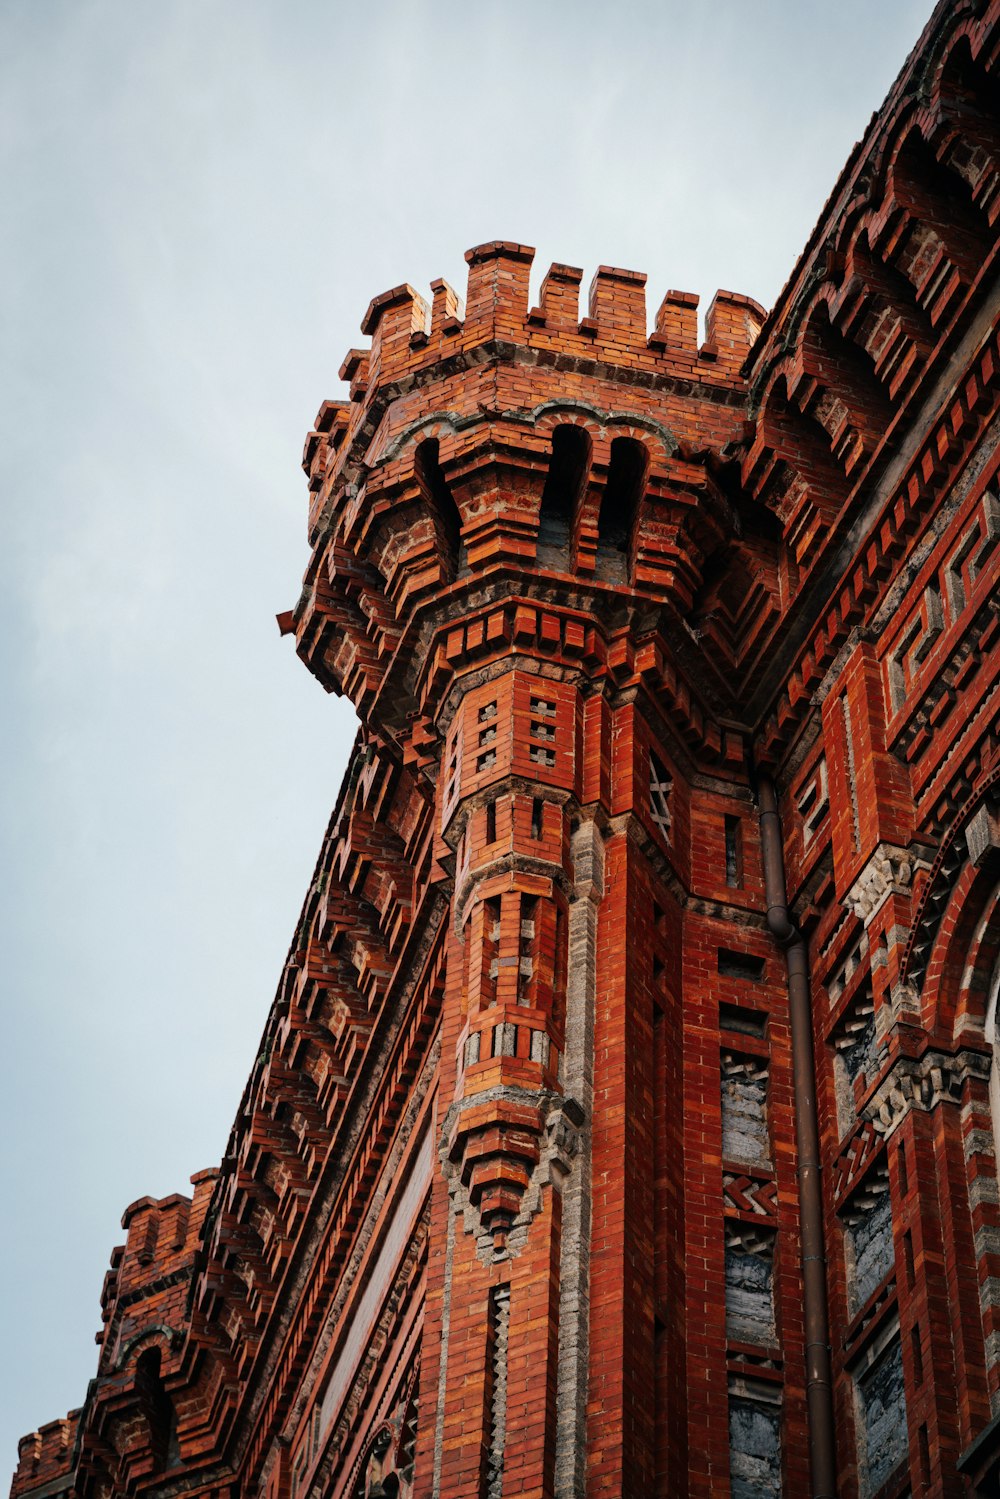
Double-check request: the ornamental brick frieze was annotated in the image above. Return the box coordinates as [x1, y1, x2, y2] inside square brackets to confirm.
[746, 30, 1000, 764]
[440, 1090, 584, 1265]
[833, 1119, 884, 1203]
[845, 841, 934, 923]
[316, 1214, 427, 1488]
[861, 1045, 991, 1139]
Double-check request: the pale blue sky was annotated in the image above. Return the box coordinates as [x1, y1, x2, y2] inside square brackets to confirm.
[2, 0, 930, 1472]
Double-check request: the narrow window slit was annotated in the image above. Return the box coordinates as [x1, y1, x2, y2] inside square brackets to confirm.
[414, 437, 463, 580]
[537, 425, 590, 563]
[911, 1323, 924, 1385]
[596, 436, 647, 578]
[649, 752, 673, 841]
[724, 815, 743, 887]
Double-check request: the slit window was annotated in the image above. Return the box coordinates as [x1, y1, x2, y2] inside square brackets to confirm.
[414, 437, 463, 579]
[649, 752, 673, 842]
[597, 436, 647, 569]
[538, 424, 590, 558]
[724, 815, 743, 887]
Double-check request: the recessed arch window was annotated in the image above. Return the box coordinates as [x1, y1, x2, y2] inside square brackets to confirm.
[596, 436, 647, 579]
[135, 1347, 179, 1471]
[537, 423, 591, 565]
[414, 437, 463, 581]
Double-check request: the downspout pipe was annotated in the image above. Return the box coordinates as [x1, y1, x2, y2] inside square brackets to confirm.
[757, 773, 837, 1499]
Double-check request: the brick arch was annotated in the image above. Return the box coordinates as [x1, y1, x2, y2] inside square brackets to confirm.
[536, 423, 592, 566]
[917, 858, 1000, 1041]
[359, 418, 472, 613]
[375, 410, 465, 467]
[922, 11, 998, 123]
[746, 367, 850, 521]
[933, 28, 999, 121]
[796, 297, 893, 470]
[113, 1325, 178, 1373]
[594, 434, 649, 582]
[884, 123, 991, 292]
[840, 218, 935, 388]
[903, 765, 1000, 1024]
[530, 399, 679, 467]
[931, 31, 1000, 224]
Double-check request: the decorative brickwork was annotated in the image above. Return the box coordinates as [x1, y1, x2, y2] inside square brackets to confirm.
[11, 2, 1000, 1496]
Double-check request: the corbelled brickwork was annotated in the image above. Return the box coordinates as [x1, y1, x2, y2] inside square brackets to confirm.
[11, 2, 1000, 1495]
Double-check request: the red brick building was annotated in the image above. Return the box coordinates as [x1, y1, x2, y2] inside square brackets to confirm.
[11, 2, 1000, 1494]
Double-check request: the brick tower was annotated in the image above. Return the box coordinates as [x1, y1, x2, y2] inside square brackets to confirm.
[9, 1, 1000, 1496]
[292, 246, 785, 1498]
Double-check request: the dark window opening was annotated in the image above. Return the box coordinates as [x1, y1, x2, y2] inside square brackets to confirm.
[724, 815, 743, 887]
[135, 1348, 179, 1471]
[415, 438, 463, 580]
[718, 949, 766, 982]
[911, 1324, 924, 1386]
[918, 1423, 930, 1483]
[719, 1002, 767, 1038]
[596, 436, 647, 578]
[485, 799, 497, 845]
[649, 752, 673, 842]
[531, 797, 543, 840]
[538, 424, 590, 563]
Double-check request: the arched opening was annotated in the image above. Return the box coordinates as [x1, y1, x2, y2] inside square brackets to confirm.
[892, 130, 989, 302]
[938, 39, 1000, 185]
[537, 424, 591, 566]
[135, 1348, 179, 1471]
[847, 229, 933, 389]
[355, 1425, 404, 1499]
[800, 303, 892, 469]
[596, 436, 647, 580]
[758, 377, 847, 519]
[414, 438, 463, 582]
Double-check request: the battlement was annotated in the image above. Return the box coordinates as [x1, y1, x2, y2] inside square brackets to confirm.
[300, 244, 763, 495]
[12, 1414, 79, 1497]
[290, 242, 778, 752]
[349, 241, 764, 392]
[96, 1170, 219, 1350]
[118, 1172, 216, 1279]
[301, 241, 766, 541]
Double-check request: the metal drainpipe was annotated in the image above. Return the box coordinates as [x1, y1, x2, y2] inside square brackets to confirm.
[757, 772, 837, 1499]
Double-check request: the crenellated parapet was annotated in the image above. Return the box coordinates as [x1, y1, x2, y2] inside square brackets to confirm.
[12, 1419, 80, 1499]
[292, 242, 778, 784]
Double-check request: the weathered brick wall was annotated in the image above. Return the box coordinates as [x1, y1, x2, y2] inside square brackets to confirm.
[11, 1, 1000, 1496]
